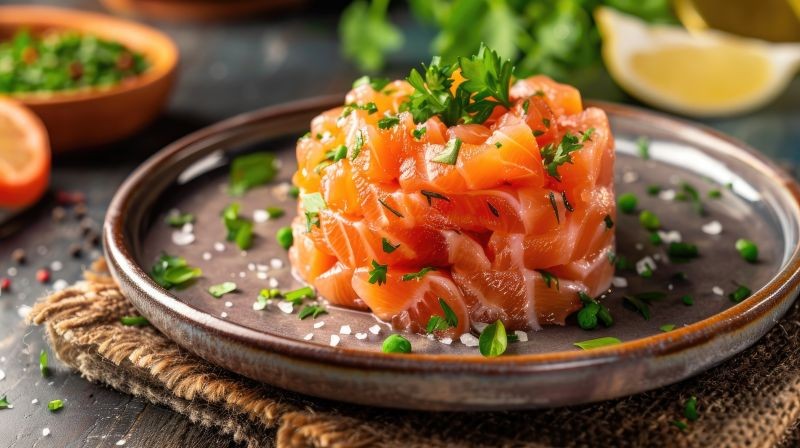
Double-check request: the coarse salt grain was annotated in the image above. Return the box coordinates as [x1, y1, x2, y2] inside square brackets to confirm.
[241, 251, 248, 257]
[17, 305, 32, 319]
[329, 335, 341, 347]
[0, 369, 4, 381]
[252, 301, 266, 311]
[668, 283, 674, 291]
[253, 209, 269, 223]
[42, 428, 50, 437]
[214, 242, 225, 252]
[268, 278, 279, 288]
[220, 312, 228, 318]
[257, 264, 269, 272]
[622, 171, 638, 183]
[612, 277, 628, 288]
[247, 263, 256, 271]
[340, 325, 352, 335]
[31, 398, 38, 404]
[116, 440, 127, 446]
[355, 333, 368, 340]
[713, 286, 725, 296]
[278, 301, 294, 314]
[171, 230, 195, 246]
[460, 333, 479, 347]
[313, 321, 325, 329]
[439, 337, 453, 345]
[50, 261, 63, 272]
[657, 230, 682, 244]
[303, 333, 313, 341]
[7, 267, 16, 276]
[369, 324, 381, 335]
[635, 243, 644, 251]
[270, 258, 284, 269]
[52, 279, 68, 291]
[202, 252, 212, 261]
[702, 220, 723, 235]
[514, 331, 529, 342]
[239, 272, 246, 278]
[181, 223, 193, 233]
[37, 245, 47, 255]
[659, 189, 676, 201]
[636, 256, 657, 276]
[257, 272, 268, 280]
[224, 301, 233, 308]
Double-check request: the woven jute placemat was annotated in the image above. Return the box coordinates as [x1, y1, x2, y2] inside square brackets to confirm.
[26, 258, 800, 447]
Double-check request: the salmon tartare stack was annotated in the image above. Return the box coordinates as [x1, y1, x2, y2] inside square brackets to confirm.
[290, 46, 615, 338]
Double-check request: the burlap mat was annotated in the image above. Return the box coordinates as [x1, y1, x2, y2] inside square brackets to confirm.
[25, 258, 800, 447]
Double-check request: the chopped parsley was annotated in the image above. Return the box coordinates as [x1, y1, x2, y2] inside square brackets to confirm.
[487, 201, 500, 217]
[432, 137, 462, 165]
[368, 260, 388, 285]
[150, 253, 202, 289]
[618, 193, 637, 214]
[302, 192, 327, 231]
[208, 282, 237, 298]
[637, 136, 650, 160]
[222, 202, 254, 250]
[378, 198, 404, 218]
[540, 131, 591, 181]
[412, 127, 427, 140]
[166, 212, 194, 227]
[298, 304, 327, 320]
[342, 102, 379, 116]
[377, 115, 400, 129]
[639, 210, 661, 231]
[681, 295, 694, 306]
[382, 334, 412, 353]
[381, 238, 400, 253]
[421, 190, 450, 205]
[729, 284, 752, 303]
[47, 399, 64, 412]
[402, 267, 435, 281]
[537, 270, 559, 290]
[39, 350, 48, 377]
[549, 191, 560, 223]
[574, 336, 621, 350]
[276, 226, 293, 250]
[120, 316, 150, 326]
[577, 292, 613, 330]
[352, 75, 390, 91]
[735, 239, 758, 263]
[479, 320, 508, 357]
[229, 152, 278, 196]
[426, 298, 458, 333]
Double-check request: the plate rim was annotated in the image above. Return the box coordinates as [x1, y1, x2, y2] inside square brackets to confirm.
[104, 96, 800, 375]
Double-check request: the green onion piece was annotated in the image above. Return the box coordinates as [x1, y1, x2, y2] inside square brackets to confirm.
[412, 127, 426, 140]
[402, 267, 435, 281]
[0, 396, 10, 409]
[209, 282, 237, 298]
[39, 350, 48, 377]
[708, 189, 722, 199]
[660, 324, 676, 332]
[120, 316, 150, 326]
[382, 334, 412, 353]
[668, 242, 699, 261]
[266, 207, 285, 219]
[729, 285, 752, 303]
[685, 396, 699, 421]
[618, 193, 637, 214]
[573, 336, 621, 350]
[333, 144, 348, 162]
[276, 226, 294, 250]
[735, 239, 758, 263]
[166, 212, 194, 227]
[229, 152, 278, 196]
[479, 320, 508, 357]
[285, 286, 315, 304]
[639, 210, 660, 231]
[47, 399, 64, 412]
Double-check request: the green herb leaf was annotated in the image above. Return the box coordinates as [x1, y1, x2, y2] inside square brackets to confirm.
[649, 232, 662, 246]
[339, 0, 403, 72]
[668, 242, 699, 261]
[378, 198, 404, 218]
[637, 136, 650, 159]
[647, 184, 661, 196]
[352, 75, 390, 91]
[382, 238, 400, 253]
[457, 43, 514, 109]
[432, 137, 462, 165]
[0, 395, 10, 410]
[577, 292, 613, 329]
[685, 396, 699, 421]
[382, 334, 411, 353]
[537, 270, 559, 290]
[479, 320, 508, 357]
[209, 282, 237, 298]
[729, 284, 752, 303]
[166, 212, 195, 227]
[302, 192, 327, 213]
[439, 298, 459, 328]
[421, 190, 450, 205]
[276, 226, 294, 250]
[623, 292, 666, 320]
[660, 324, 676, 332]
[351, 131, 365, 160]
[284, 286, 315, 304]
[265, 207, 284, 219]
[47, 399, 64, 412]
[150, 253, 202, 289]
[229, 152, 278, 196]
[735, 239, 758, 263]
[120, 316, 150, 326]
[39, 349, 48, 377]
[540, 132, 585, 181]
[671, 420, 688, 432]
[368, 260, 388, 285]
[288, 185, 300, 198]
[402, 267, 434, 281]
[618, 193, 637, 214]
[298, 304, 328, 320]
[332, 144, 348, 162]
[708, 189, 722, 199]
[377, 115, 400, 129]
[412, 127, 427, 140]
[604, 214, 614, 229]
[574, 337, 621, 350]
[639, 210, 661, 231]
[426, 316, 449, 333]
[222, 202, 254, 250]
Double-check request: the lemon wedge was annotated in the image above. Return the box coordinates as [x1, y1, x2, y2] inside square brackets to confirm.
[595, 7, 800, 117]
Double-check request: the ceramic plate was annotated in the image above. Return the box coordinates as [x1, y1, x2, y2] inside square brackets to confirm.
[104, 96, 800, 410]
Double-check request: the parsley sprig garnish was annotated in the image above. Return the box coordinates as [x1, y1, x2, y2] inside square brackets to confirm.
[368, 260, 388, 285]
[540, 129, 593, 181]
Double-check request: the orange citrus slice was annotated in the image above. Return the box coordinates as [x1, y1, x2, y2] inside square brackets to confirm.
[0, 99, 50, 208]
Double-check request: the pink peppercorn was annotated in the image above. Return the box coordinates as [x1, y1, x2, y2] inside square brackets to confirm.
[36, 269, 50, 283]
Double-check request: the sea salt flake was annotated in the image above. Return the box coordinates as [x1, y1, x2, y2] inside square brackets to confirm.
[7, 267, 17, 276]
[303, 333, 314, 341]
[278, 301, 294, 314]
[268, 278, 279, 288]
[42, 428, 50, 436]
[369, 324, 381, 335]
[702, 220, 723, 235]
[256, 264, 269, 272]
[238, 272, 246, 278]
[257, 272, 268, 280]
[171, 230, 195, 246]
[247, 263, 256, 271]
[214, 242, 225, 252]
[658, 230, 682, 244]
[270, 258, 284, 269]
[202, 252, 212, 261]
[52, 279, 68, 291]
[439, 337, 453, 345]
[636, 256, 657, 276]
[0, 369, 5, 381]
[612, 277, 628, 288]
[514, 331, 529, 342]
[460, 333, 480, 347]
[116, 440, 127, 446]
[224, 301, 233, 308]
[668, 283, 674, 291]
[252, 301, 267, 311]
[50, 261, 63, 272]
[355, 333, 368, 340]
[253, 209, 269, 223]
[622, 171, 638, 183]
[313, 321, 325, 329]
[659, 189, 676, 201]
[330, 335, 341, 347]
[17, 305, 32, 319]
[31, 399, 38, 404]
[220, 312, 228, 318]
[340, 325, 352, 335]
[712, 286, 725, 296]
[635, 243, 644, 251]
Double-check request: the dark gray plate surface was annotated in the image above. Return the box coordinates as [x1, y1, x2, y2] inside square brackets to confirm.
[105, 97, 800, 410]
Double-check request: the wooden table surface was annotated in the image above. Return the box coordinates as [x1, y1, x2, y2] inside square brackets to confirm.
[1, 0, 799, 446]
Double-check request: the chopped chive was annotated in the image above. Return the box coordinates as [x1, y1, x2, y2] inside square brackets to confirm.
[229, 152, 278, 196]
[549, 191, 560, 223]
[735, 239, 758, 263]
[708, 189, 722, 199]
[646, 184, 661, 196]
[671, 420, 688, 432]
[276, 226, 293, 250]
[120, 315, 150, 326]
[351, 131, 365, 160]
[288, 185, 300, 198]
[604, 214, 614, 229]
[639, 210, 660, 231]
[637, 136, 650, 159]
[421, 190, 450, 205]
[332, 144, 348, 162]
[382, 334, 412, 353]
[266, 207, 284, 219]
[382, 238, 400, 253]
[618, 193, 637, 214]
[47, 399, 64, 412]
[685, 396, 698, 421]
[487, 201, 500, 217]
[39, 350, 48, 377]
[574, 336, 621, 350]
[533, 130, 545, 137]
[729, 284, 751, 303]
[377, 116, 400, 129]
[284, 286, 315, 304]
[209, 282, 237, 298]
[649, 232, 662, 245]
[681, 295, 694, 306]
[378, 198, 404, 218]
[522, 99, 530, 114]
[536, 270, 559, 290]
[0, 396, 10, 409]
[561, 191, 574, 212]
[402, 267, 435, 281]
[668, 242, 699, 261]
[150, 253, 202, 289]
[432, 137, 462, 165]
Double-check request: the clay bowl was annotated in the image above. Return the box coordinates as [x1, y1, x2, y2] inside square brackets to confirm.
[0, 6, 178, 152]
[100, 0, 305, 22]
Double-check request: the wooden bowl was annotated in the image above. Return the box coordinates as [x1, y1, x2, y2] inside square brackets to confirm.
[0, 6, 178, 152]
[100, 0, 305, 22]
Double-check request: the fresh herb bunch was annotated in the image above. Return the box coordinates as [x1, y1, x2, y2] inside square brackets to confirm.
[339, 0, 675, 80]
[0, 29, 149, 94]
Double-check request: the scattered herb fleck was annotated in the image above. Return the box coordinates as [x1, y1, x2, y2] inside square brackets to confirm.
[561, 191, 574, 212]
[618, 193, 637, 214]
[299, 304, 328, 320]
[604, 214, 614, 229]
[39, 350, 48, 377]
[549, 191, 560, 223]
[230, 152, 278, 196]
[479, 320, 508, 357]
[166, 212, 194, 227]
[623, 292, 666, 320]
[574, 337, 621, 350]
[368, 260, 388, 285]
[646, 184, 661, 196]
[412, 127, 427, 140]
[47, 399, 64, 412]
[668, 242, 699, 261]
[487, 201, 500, 217]
[540, 131, 588, 181]
[276, 226, 294, 250]
[377, 115, 400, 129]
[0, 396, 10, 409]
[378, 198, 404, 218]
[660, 324, 676, 332]
[432, 137, 462, 165]
[421, 190, 450, 205]
[685, 396, 699, 421]
[382, 238, 400, 253]
[284, 286, 315, 304]
[351, 131, 365, 159]
[402, 267, 435, 281]
[150, 253, 202, 289]
[120, 316, 149, 326]
[209, 282, 237, 298]
[735, 239, 758, 263]
[729, 284, 752, 303]
[681, 295, 694, 306]
[639, 210, 661, 231]
[382, 334, 411, 353]
[637, 136, 650, 160]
